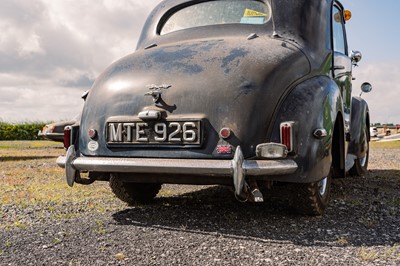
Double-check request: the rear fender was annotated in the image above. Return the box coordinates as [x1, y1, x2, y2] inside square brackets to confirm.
[348, 97, 370, 159]
[270, 76, 345, 183]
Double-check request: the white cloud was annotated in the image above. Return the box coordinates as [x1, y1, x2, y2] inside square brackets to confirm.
[0, 0, 160, 122]
[352, 61, 400, 123]
[18, 33, 45, 57]
[0, 86, 84, 122]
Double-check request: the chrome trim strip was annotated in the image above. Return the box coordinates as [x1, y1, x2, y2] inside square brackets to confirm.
[38, 132, 64, 137]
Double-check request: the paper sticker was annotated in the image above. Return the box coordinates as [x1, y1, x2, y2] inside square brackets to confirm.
[243, 8, 267, 17]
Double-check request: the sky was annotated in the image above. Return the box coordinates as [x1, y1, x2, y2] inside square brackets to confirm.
[0, 0, 399, 124]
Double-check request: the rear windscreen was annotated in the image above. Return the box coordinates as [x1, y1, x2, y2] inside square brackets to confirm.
[160, 1, 271, 35]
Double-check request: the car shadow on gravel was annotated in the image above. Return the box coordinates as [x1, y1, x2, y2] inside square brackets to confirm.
[112, 170, 400, 248]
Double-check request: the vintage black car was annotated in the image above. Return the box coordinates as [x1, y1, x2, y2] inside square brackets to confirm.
[57, 0, 371, 215]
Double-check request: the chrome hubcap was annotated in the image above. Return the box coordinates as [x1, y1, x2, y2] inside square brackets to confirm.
[360, 155, 367, 167]
[318, 177, 328, 196]
[360, 130, 369, 167]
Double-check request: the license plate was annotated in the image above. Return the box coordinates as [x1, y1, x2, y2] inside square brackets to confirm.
[107, 120, 201, 146]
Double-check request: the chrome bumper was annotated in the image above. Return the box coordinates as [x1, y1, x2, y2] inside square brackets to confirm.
[38, 131, 63, 137]
[57, 145, 298, 195]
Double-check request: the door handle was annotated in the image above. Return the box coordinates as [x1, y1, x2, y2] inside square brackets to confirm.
[333, 65, 345, 70]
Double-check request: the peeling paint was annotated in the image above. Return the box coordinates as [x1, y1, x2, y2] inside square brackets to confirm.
[222, 48, 249, 74]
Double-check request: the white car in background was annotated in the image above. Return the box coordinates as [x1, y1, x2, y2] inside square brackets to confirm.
[370, 127, 378, 138]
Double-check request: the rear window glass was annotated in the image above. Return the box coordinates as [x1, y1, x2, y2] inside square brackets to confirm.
[160, 1, 271, 35]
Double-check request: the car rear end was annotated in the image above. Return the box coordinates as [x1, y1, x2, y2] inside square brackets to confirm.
[57, 0, 327, 204]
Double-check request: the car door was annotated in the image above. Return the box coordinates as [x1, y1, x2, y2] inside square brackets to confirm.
[332, 4, 352, 138]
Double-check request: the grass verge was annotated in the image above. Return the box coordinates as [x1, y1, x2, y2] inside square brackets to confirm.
[0, 141, 121, 230]
[370, 140, 400, 149]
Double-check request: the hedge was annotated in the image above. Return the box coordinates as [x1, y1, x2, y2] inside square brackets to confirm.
[0, 122, 46, 141]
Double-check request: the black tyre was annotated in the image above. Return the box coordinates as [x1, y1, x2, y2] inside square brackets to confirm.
[109, 173, 162, 204]
[292, 168, 332, 216]
[349, 128, 369, 176]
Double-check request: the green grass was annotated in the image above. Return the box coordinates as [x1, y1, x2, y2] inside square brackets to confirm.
[0, 141, 61, 149]
[370, 140, 400, 149]
[358, 245, 400, 262]
[0, 140, 121, 230]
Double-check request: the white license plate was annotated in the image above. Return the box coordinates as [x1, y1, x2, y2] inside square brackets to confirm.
[107, 120, 201, 145]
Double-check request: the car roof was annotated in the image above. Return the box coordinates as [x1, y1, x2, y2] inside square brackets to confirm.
[137, 0, 339, 50]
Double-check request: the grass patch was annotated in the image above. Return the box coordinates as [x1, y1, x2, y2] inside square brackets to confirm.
[95, 220, 106, 235]
[158, 190, 176, 197]
[358, 245, 400, 262]
[0, 141, 61, 150]
[358, 247, 379, 261]
[0, 140, 123, 229]
[370, 140, 400, 149]
[336, 236, 349, 245]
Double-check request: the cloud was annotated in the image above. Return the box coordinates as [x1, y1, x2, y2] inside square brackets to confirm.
[352, 61, 400, 123]
[0, 0, 160, 122]
[0, 87, 85, 123]
[61, 75, 95, 88]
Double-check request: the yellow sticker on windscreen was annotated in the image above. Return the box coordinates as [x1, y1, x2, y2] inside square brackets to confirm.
[243, 8, 267, 17]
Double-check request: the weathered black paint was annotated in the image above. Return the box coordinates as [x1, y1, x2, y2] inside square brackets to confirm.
[80, 35, 310, 159]
[269, 75, 344, 183]
[73, 0, 369, 184]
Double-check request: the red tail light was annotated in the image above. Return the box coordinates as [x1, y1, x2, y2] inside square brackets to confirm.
[280, 122, 294, 152]
[64, 126, 72, 150]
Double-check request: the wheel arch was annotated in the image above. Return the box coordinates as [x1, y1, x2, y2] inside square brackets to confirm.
[269, 75, 345, 183]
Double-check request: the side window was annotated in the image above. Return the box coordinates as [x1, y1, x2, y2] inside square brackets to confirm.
[332, 6, 347, 54]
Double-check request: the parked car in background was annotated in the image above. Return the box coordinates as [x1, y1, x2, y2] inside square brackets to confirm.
[57, 0, 371, 215]
[39, 114, 80, 142]
[370, 127, 378, 138]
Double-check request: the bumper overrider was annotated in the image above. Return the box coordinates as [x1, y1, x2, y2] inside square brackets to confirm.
[57, 145, 298, 199]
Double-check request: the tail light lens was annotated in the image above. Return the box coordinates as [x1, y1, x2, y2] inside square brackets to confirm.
[63, 125, 79, 150]
[280, 122, 295, 152]
[63, 126, 72, 149]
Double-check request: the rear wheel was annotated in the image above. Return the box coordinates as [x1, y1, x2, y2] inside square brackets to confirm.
[109, 173, 162, 205]
[349, 127, 369, 176]
[292, 169, 332, 216]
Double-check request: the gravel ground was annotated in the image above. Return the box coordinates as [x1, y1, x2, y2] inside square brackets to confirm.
[1, 143, 400, 265]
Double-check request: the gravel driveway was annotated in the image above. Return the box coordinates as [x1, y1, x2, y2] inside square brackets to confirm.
[1, 142, 399, 265]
